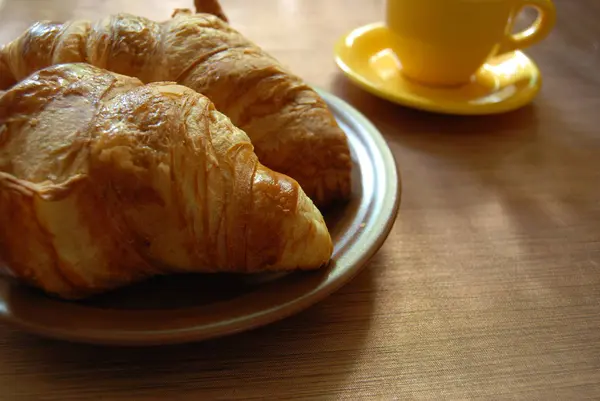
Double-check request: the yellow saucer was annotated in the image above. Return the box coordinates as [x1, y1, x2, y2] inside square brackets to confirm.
[334, 23, 542, 115]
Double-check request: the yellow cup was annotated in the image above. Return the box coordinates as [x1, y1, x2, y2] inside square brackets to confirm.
[385, 0, 556, 86]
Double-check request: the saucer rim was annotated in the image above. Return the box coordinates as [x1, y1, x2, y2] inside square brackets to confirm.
[334, 22, 542, 115]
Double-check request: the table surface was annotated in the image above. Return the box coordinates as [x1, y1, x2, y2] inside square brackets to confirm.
[1, 0, 599, 399]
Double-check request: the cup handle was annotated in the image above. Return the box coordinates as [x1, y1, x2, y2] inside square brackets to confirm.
[496, 0, 556, 55]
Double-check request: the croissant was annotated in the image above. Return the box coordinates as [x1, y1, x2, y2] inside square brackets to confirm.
[0, 63, 332, 300]
[0, 1, 352, 208]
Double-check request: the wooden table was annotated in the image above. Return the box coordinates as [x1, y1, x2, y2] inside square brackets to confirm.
[1, 0, 599, 399]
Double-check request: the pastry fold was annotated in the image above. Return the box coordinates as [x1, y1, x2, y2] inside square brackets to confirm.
[0, 63, 332, 299]
[0, 2, 352, 207]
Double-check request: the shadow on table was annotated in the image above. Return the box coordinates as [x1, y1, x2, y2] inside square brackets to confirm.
[331, 73, 541, 168]
[5, 257, 379, 399]
[332, 73, 598, 271]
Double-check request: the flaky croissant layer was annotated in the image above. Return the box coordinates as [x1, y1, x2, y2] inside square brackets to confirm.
[0, 64, 332, 299]
[0, 6, 352, 208]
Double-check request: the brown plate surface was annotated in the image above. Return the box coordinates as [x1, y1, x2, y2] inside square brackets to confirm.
[0, 89, 401, 346]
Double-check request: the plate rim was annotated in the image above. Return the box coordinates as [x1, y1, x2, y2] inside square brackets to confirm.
[0, 88, 401, 346]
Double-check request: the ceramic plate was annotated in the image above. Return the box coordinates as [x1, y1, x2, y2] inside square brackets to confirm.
[0, 89, 401, 346]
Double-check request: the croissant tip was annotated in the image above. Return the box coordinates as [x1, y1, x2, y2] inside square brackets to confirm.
[279, 193, 333, 270]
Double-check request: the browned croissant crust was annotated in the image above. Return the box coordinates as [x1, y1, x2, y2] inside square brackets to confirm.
[0, 3, 352, 208]
[0, 63, 332, 299]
